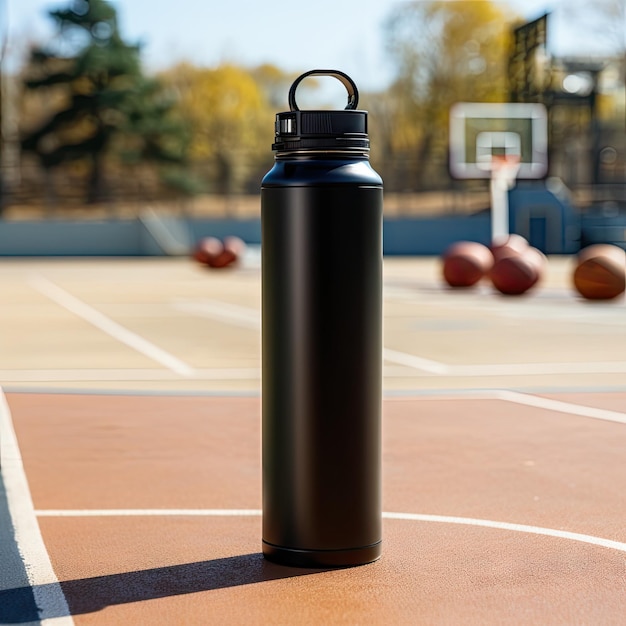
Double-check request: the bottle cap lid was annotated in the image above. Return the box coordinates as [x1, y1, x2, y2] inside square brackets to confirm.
[272, 70, 369, 153]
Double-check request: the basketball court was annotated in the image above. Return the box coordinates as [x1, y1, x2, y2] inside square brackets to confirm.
[1, 254, 625, 624]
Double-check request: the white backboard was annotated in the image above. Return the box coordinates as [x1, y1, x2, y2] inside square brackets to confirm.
[449, 102, 548, 180]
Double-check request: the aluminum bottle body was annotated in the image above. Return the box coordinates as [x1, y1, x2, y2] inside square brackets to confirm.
[261, 155, 383, 567]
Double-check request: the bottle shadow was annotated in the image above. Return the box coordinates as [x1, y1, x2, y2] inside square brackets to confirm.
[0, 552, 331, 623]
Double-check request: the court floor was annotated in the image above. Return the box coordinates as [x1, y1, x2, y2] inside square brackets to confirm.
[1, 255, 625, 624]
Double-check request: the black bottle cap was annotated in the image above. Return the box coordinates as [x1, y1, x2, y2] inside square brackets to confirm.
[272, 70, 369, 153]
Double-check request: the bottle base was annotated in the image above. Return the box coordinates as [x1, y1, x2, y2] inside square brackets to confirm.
[262, 540, 381, 568]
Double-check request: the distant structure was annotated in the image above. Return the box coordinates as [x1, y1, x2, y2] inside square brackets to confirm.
[508, 13, 626, 190]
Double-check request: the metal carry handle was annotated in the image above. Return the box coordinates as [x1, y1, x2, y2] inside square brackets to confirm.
[288, 69, 360, 112]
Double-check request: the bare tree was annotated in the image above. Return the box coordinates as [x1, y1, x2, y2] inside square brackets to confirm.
[570, 0, 626, 128]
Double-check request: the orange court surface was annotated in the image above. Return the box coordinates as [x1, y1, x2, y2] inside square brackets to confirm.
[1, 254, 626, 625]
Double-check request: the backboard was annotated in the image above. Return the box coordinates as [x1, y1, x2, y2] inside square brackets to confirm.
[449, 102, 548, 180]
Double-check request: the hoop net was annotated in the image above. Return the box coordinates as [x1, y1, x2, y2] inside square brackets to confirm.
[490, 154, 521, 189]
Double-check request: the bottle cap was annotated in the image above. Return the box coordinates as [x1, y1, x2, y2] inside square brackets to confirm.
[272, 70, 369, 153]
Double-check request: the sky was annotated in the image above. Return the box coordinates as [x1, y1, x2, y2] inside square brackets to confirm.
[2, 0, 623, 91]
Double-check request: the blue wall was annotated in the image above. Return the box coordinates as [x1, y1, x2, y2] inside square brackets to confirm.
[508, 182, 580, 254]
[0, 205, 622, 257]
[0, 220, 146, 256]
[382, 215, 490, 255]
[0, 215, 491, 257]
[189, 219, 261, 246]
[580, 214, 626, 250]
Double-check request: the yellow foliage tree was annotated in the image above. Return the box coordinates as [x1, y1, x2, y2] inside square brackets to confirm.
[382, 0, 516, 189]
[250, 63, 299, 108]
[162, 63, 274, 195]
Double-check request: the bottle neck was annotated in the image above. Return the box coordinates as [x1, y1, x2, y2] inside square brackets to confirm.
[274, 149, 370, 161]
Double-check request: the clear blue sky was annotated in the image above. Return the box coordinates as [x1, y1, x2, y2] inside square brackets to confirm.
[2, 0, 620, 90]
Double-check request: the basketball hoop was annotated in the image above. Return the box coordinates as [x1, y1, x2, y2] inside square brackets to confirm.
[448, 102, 548, 241]
[448, 102, 548, 180]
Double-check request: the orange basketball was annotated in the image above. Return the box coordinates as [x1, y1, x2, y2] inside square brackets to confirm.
[194, 236, 246, 269]
[442, 241, 494, 287]
[222, 236, 247, 266]
[490, 234, 529, 262]
[573, 244, 625, 300]
[490, 246, 545, 295]
[192, 237, 224, 266]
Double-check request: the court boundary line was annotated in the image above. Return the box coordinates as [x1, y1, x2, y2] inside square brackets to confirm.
[382, 348, 447, 374]
[4, 386, 626, 397]
[2, 387, 264, 397]
[29, 275, 195, 378]
[32, 508, 626, 555]
[0, 368, 259, 382]
[172, 298, 260, 330]
[4, 360, 626, 382]
[494, 390, 626, 425]
[385, 389, 626, 425]
[172, 297, 451, 374]
[3, 388, 625, 425]
[0, 388, 75, 625]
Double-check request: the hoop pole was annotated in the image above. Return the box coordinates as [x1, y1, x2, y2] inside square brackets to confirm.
[490, 175, 509, 241]
[489, 158, 520, 241]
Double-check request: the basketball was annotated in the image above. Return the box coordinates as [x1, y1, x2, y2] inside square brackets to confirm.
[442, 241, 494, 287]
[192, 237, 224, 266]
[573, 244, 626, 300]
[222, 236, 247, 266]
[490, 246, 545, 295]
[193, 236, 246, 269]
[490, 234, 529, 262]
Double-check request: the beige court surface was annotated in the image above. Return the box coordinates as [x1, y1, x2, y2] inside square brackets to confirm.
[1, 255, 625, 392]
[1, 254, 626, 625]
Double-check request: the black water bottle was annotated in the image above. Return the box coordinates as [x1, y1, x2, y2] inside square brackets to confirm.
[261, 70, 383, 568]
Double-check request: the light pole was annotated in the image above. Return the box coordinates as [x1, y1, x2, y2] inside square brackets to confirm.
[0, 0, 20, 213]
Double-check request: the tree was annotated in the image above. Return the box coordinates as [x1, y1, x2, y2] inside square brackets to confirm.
[250, 63, 297, 109]
[570, 0, 625, 57]
[571, 0, 626, 129]
[113, 77, 197, 201]
[162, 63, 274, 199]
[21, 0, 189, 204]
[383, 0, 514, 189]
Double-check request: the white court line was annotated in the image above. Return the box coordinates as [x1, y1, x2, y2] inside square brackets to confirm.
[382, 348, 448, 374]
[33, 508, 626, 554]
[449, 361, 626, 376]
[9, 363, 624, 383]
[0, 389, 75, 625]
[10, 361, 623, 383]
[30, 276, 195, 378]
[386, 359, 626, 378]
[382, 359, 626, 378]
[172, 299, 260, 330]
[36, 509, 263, 517]
[173, 297, 449, 375]
[387, 389, 626, 425]
[494, 390, 626, 425]
[0, 368, 260, 383]
[383, 512, 626, 553]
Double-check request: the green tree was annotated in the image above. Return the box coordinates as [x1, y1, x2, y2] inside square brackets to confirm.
[21, 0, 189, 204]
[383, 0, 514, 189]
[113, 77, 197, 201]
